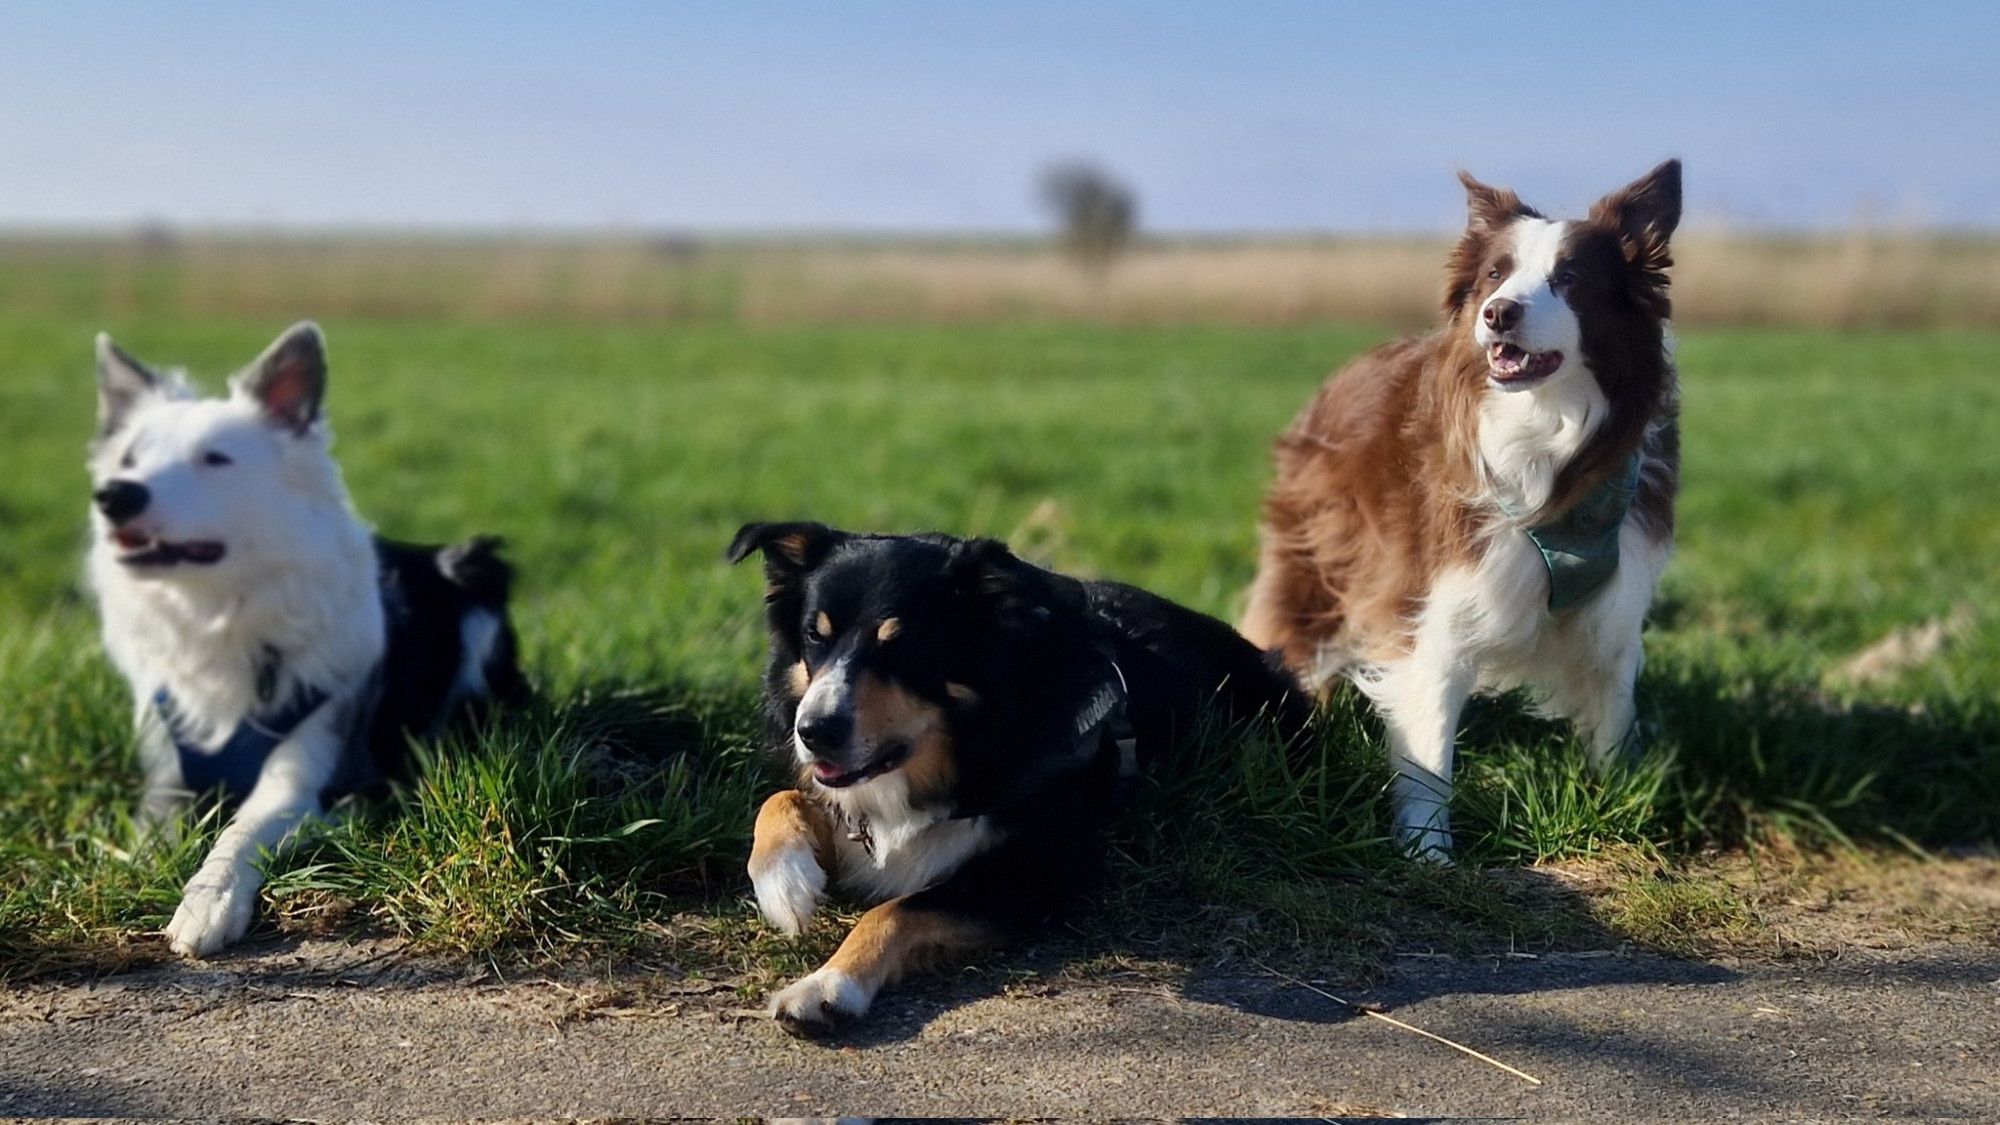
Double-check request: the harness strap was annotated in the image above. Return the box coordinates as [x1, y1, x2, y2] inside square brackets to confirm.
[155, 679, 330, 800]
[153, 648, 382, 804]
[942, 641, 1138, 821]
[1073, 649, 1140, 807]
[1502, 452, 1644, 611]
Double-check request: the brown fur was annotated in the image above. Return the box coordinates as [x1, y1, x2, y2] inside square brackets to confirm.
[749, 789, 834, 880]
[851, 672, 956, 803]
[1243, 163, 1683, 678]
[821, 898, 995, 993]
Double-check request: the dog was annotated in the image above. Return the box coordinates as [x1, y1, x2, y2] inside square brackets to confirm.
[87, 322, 528, 956]
[1240, 161, 1682, 859]
[728, 522, 1309, 1033]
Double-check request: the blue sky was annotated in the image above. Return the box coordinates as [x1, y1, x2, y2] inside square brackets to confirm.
[1, 2, 1994, 232]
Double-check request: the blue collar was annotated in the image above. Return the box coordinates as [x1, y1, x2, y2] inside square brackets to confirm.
[153, 646, 329, 800]
[1502, 452, 1643, 611]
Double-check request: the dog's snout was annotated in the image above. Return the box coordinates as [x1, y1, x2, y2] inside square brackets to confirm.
[1482, 297, 1524, 333]
[796, 710, 852, 758]
[94, 480, 150, 524]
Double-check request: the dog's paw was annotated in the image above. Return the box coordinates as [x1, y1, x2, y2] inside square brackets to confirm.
[164, 864, 258, 957]
[1395, 820, 1455, 865]
[750, 844, 826, 936]
[768, 968, 871, 1036]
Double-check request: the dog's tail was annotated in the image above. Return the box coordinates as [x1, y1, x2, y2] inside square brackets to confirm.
[436, 534, 514, 607]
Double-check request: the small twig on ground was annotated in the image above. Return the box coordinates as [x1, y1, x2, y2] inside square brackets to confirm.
[1251, 959, 1544, 1087]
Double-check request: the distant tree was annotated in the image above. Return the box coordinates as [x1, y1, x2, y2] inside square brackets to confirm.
[1039, 162, 1136, 272]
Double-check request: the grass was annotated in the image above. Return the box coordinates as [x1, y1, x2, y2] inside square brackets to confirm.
[2, 308, 1998, 982]
[7, 231, 2000, 329]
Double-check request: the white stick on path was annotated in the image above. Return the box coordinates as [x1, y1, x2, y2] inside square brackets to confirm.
[1252, 959, 1545, 1087]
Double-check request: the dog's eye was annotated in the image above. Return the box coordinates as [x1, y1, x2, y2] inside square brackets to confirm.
[1486, 268, 1502, 281]
[201, 451, 234, 467]
[1553, 268, 1578, 288]
[805, 610, 834, 644]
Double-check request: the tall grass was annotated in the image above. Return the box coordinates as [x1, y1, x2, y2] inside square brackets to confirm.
[4, 232, 1999, 328]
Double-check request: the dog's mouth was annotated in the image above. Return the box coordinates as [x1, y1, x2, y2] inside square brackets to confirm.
[111, 528, 227, 567]
[809, 742, 913, 789]
[1487, 342, 1564, 388]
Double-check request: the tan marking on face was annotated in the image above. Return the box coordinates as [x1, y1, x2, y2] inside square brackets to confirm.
[822, 897, 996, 992]
[785, 660, 810, 698]
[852, 672, 956, 803]
[814, 611, 834, 639]
[875, 617, 901, 643]
[945, 682, 978, 706]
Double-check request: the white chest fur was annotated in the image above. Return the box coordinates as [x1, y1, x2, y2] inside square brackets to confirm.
[821, 771, 999, 902]
[831, 814, 997, 902]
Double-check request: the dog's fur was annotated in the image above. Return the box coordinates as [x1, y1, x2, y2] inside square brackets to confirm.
[1241, 161, 1682, 858]
[87, 322, 526, 956]
[729, 522, 1309, 1033]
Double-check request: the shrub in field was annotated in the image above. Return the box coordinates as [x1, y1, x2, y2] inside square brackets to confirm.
[1039, 162, 1138, 274]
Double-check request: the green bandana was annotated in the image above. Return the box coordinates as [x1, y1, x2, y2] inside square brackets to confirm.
[1502, 452, 1643, 611]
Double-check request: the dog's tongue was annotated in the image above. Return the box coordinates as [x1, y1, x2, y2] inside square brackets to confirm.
[1488, 343, 1561, 382]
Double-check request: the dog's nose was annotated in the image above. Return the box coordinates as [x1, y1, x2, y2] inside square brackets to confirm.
[1482, 298, 1524, 333]
[93, 480, 150, 523]
[796, 711, 852, 758]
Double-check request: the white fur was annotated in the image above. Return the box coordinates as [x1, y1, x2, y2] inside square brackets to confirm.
[813, 750, 998, 901]
[1359, 230, 1674, 858]
[88, 331, 383, 955]
[830, 797, 996, 902]
[768, 966, 871, 1027]
[1361, 514, 1671, 859]
[1477, 220, 1579, 358]
[450, 607, 501, 712]
[750, 841, 826, 936]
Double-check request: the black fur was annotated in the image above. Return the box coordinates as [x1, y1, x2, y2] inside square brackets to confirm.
[365, 535, 529, 784]
[731, 522, 1311, 935]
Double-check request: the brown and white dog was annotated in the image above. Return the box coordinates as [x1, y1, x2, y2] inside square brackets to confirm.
[1241, 161, 1682, 858]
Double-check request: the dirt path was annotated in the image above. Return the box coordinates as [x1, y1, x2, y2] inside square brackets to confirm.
[5, 936, 1997, 1120]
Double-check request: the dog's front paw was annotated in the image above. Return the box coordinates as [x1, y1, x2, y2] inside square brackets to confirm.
[768, 967, 871, 1036]
[750, 844, 826, 936]
[164, 864, 258, 957]
[1395, 815, 1455, 866]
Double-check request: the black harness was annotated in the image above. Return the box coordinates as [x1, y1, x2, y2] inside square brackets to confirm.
[152, 576, 406, 803]
[1071, 656, 1140, 804]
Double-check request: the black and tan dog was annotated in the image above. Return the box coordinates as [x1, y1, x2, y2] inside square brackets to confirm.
[727, 522, 1309, 1034]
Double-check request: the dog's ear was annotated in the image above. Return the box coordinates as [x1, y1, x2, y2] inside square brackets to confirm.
[729, 522, 845, 657]
[1457, 171, 1537, 233]
[945, 537, 1084, 619]
[725, 521, 843, 571]
[1590, 159, 1681, 281]
[1444, 172, 1541, 319]
[94, 332, 159, 437]
[235, 322, 327, 435]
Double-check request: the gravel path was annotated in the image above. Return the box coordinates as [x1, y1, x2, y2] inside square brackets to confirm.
[5, 937, 1996, 1119]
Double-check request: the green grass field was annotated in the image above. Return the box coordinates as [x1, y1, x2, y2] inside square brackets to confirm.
[3, 312, 1998, 980]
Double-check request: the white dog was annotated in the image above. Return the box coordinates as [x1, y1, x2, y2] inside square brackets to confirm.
[88, 322, 526, 956]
